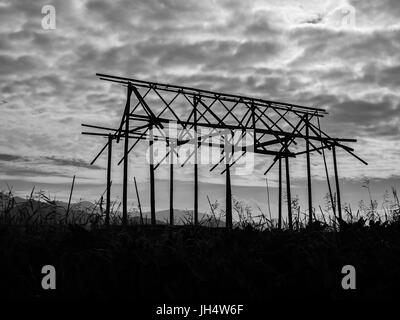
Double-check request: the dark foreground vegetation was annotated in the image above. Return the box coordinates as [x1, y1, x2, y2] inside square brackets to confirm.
[2, 220, 400, 300]
[1, 187, 400, 300]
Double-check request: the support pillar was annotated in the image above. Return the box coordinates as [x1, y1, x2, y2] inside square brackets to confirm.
[332, 144, 342, 221]
[194, 164, 198, 225]
[134, 177, 143, 225]
[306, 117, 313, 226]
[122, 84, 132, 225]
[278, 156, 282, 230]
[170, 147, 174, 225]
[106, 134, 112, 226]
[285, 149, 293, 230]
[225, 132, 233, 229]
[193, 97, 199, 226]
[149, 125, 156, 225]
[226, 163, 232, 229]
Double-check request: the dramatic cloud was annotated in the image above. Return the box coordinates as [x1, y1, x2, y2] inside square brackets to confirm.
[0, 0, 399, 197]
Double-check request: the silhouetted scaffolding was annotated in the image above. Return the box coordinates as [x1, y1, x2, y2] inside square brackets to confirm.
[82, 73, 367, 229]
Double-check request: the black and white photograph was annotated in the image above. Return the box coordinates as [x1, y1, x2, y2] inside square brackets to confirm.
[0, 0, 400, 315]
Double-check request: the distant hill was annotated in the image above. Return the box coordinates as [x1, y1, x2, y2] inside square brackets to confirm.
[0, 191, 99, 224]
[0, 192, 224, 227]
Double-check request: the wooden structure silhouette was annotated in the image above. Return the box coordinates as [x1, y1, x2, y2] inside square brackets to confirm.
[82, 73, 367, 229]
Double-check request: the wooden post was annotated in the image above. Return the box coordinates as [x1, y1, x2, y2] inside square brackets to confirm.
[225, 132, 233, 229]
[122, 84, 131, 225]
[66, 175, 75, 221]
[149, 124, 156, 225]
[193, 97, 199, 226]
[251, 104, 256, 149]
[306, 117, 313, 226]
[169, 146, 174, 225]
[134, 177, 143, 225]
[332, 144, 342, 221]
[285, 147, 293, 230]
[226, 163, 232, 229]
[278, 156, 282, 229]
[194, 164, 198, 225]
[105, 134, 112, 226]
[321, 142, 336, 228]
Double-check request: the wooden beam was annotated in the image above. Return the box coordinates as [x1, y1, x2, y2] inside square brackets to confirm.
[278, 157, 282, 230]
[306, 117, 313, 226]
[170, 148, 174, 225]
[66, 175, 75, 221]
[96, 73, 328, 115]
[149, 125, 156, 225]
[133, 177, 143, 225]
[332, 145, 342, 221]
[194, 97, 199, 226]
[226, 163, 232, 229]
[105, 134, 112, 226]
[285, 149, 293, 230]
[122, 84, 131, 225]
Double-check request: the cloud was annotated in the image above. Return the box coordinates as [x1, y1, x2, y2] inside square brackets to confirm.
[349, 0, 400, 27]
[0, 0, 399, 189]
[0, 153, 24, 161]
[44, 156, 103, 170]
[330, 97, 398, 124]
[0, 153, 103, 183]
[0, 54, 40, 74]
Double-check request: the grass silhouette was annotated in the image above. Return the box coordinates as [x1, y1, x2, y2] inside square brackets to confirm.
[0, 186, 399, 300]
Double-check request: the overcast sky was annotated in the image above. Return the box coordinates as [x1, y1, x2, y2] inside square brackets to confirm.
[0, 0, 399, 212]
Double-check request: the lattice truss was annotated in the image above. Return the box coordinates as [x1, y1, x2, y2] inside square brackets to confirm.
[82, 73, 367, 228]
[83, 74, 365, 170]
